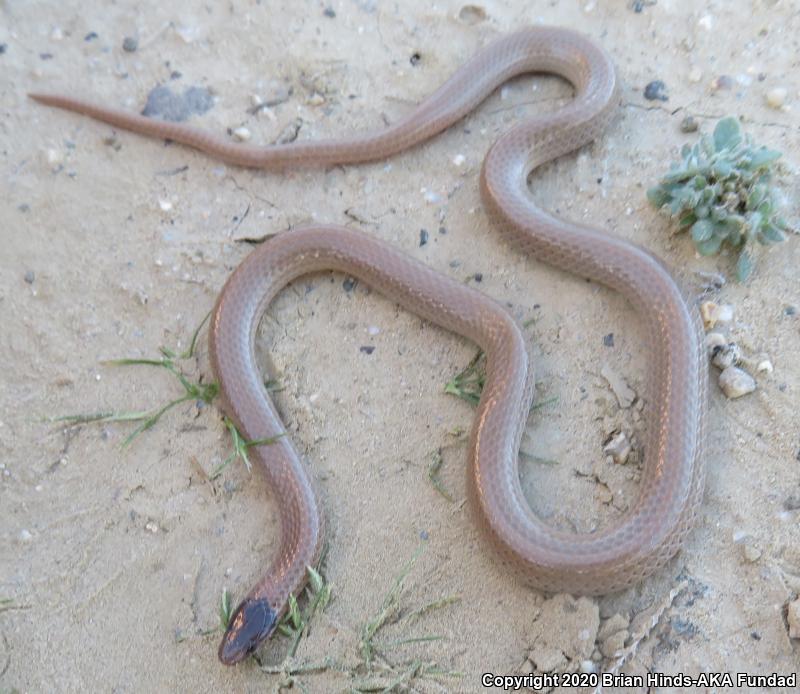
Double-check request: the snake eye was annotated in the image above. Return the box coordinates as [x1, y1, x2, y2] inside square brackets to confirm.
[218, 597, 277, 665]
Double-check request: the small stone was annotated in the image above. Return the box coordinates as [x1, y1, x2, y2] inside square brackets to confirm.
[600, 365, 636, 409]
[698, 14, 714, 30]
[24, 270, 35, 284]
[473, 272, 483, 282]
[719, 366, 756, 399]
[756, 360, 773, 374]
[45, 147, 63, 165]
[145, 521, 159, 533]
[122, 36, 138, 52]
[158, 199, 173, 212]
[765, 87, 787, 109]
[600, 629, 628, 658]
[457, 4, 488, 24]
[741, 542, 762, 563]
[783, 495, 800, 511]
[84, 31, 99, 42]
[785, 305, 797, 316]
[342, 277, 357, 292]
[711, 343, 740, 370]
[323, 6, 336, 17]
[19, 529, 33, 543]
[688, 68, 703, 84]
[232, 126, 251, 142]
[711, 75, 735, 92]
[529, 645, 567, 672]
[307, 92, 325, 106]
[452, 153, 466, 167]
[704, 332, 727, 352]
[419, 229, 429, 247]
[580, 660, 597, 674]
[787, 598, 800, 639]
[681, 115, 699, 133]
[50, 27, 64, 41]
[360, 345, 375, 355]
[603, 431, 631, 464]
[603, 333, 614, 347]
[700, 301, 734, 329]
[367, 326, 380, 336]
[598, 613, 629, 641]
[644, 80, 668, 101]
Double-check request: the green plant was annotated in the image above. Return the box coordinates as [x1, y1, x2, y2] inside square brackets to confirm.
[647, 117, 793, 281]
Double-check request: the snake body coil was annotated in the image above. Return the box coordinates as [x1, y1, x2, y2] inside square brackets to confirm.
[30, 27, 707, 665]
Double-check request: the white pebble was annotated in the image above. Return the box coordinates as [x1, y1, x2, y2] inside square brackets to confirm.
[45, 147, 63, 165]
[158, 199, 173, 212]
[50, 27, 64, 41]
[698, 14, 714, 30]
[19, 529, 33, 543]
[718, 366, 756, 399]
[250, 94, 263, 107]
[688, 67, 703, 83]
[307, 92, 325, 106]
[452, 154, 466, 167]
[145, 521, 159, 533]
[367, 326, 380, 336]
[756, 359, 773, 374]
[704, 332, 727, 351]
[711, 343, 740, 370]
[765, 87, 787, 109]
[232, 126, 252, 142]
[700, 301, 734, 329]
[580, 660, 597, 674]
[603, 431, 631, 464]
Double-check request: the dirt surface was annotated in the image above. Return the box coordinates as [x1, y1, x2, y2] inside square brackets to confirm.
[2, 1, 799, 692]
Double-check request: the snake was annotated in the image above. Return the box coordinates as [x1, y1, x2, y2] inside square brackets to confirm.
[30, 26, 708, 665]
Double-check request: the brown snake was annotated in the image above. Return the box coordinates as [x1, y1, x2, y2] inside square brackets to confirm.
[30, 26, 708, 665]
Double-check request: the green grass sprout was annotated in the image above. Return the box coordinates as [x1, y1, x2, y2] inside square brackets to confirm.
[210, 418, 285, 479]
[648, 116, 794, 281]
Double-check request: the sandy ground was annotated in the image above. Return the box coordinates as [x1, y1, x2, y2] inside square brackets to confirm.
[2, 0, 799, 692]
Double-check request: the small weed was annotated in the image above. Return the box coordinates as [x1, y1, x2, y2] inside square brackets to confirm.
[648, 116, 794, 281]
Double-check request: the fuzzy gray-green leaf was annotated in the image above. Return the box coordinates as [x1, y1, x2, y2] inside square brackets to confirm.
[696, 235, 723, 256]
[713, 117, 742, 152]
[691, 219, 714, 242]
[736, 250, 753, 282]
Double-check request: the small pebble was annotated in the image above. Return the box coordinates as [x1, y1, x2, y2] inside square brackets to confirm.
[600, 364, 636, 409]
[19, 529, 33, 543]
[741, 542, 762, 563]
[688, 67, 703, 84]
[603, 333, 614, 347]
[367, 326, 380, 336]
[711, 75, 734, 92]
[360, 345, 375, 355]
[711, 343, 740, 370]
[342, 277, 357, 292]
[409, 52, 421, 67]
[704, 332, 727, 352]
[145, 521, 159, 533]
[24, 270, 35, 284]
[765, 87, 787, 109]
[0, 44, 6, 55]
[783, 495, 800, 511]
[698, 14, 714, 31]
[158, 199, 173, 212]
[232, 126, 252, 142]
[787, 598, 800, 639]
[784, 305, 797, 316]
[122, 36, 138, 52]
[452, 153, 466, 167]
[457, 4, 488, 24]
[756, 359, 773, 374]
[644, 80, 668, 101]
[323, 6, 336, 17]
[307, 92, 325, 106]
[603, 431, 631, 464]
[419, 229, 429, 246]
[579, 660, 597, 674]
[50, 27, 64, 41]
[719, 366, 756, 399]
[473, 272, 483, 282]
[700, 301, 734, 329]
[84, 31, 99, 42]
[680, 115, 698, 133]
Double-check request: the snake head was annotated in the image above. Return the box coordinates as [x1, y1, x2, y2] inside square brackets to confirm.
[218, 597, 277, 665]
